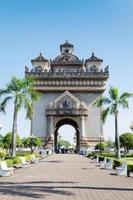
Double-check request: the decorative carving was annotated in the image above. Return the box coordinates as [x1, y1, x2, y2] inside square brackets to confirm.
[46, 91, 88, 116]
[25, 69, 109, 79]
[34, 66, 44, 72]
[55, 91, 80, 109]
[105, 66, 109, 72]
[90, 65, 98, 72]
[25, 66, 29, 72]
[80, 101, 87, 109]
[47, 101, 54, 109]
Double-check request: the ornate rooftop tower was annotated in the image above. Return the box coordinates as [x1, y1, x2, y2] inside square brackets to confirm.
[25, 41, 109, 152]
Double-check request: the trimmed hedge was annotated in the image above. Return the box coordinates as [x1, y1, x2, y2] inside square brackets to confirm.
[113, 159, 122, 168]
[87, 152, 133, 175]
[128, 164, 133, 172]
[5, 159, 14, 167]
[5, 153, 39, 167]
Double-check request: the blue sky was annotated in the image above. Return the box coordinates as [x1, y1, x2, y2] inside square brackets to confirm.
[0, 0, 133, 142]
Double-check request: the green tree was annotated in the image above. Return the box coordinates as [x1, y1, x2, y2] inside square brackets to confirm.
[0, 77, 40, 156]
[58, 138, 72, 149]
[120, 133, 133, 155]
[105, 139, 115, 149]
[95, 142, 105, 154]
[2, 132, 21, 153]
[94, 87, 133, 159]
[22, 136, 42, 153]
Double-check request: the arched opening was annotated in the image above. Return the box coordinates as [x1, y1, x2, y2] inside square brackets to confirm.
[54, 118, 80, 153]
[58, 125, 76, 150]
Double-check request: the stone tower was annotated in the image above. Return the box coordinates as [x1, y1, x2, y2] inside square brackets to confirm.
[25, 41, 109, 152]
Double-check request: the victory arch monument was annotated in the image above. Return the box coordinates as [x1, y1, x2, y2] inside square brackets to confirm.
[25, 41, 109, 152]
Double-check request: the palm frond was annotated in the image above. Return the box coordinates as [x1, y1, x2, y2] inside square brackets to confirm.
[109, 87, 119, 101]
[24, 98, 33, 120]
[110, 103, 118, 114]
[30, 89, 41, 101]
[14, 93, 23, 112]
[93, 96, 111, 107]
[0, 96, 12, 113]
[118, 98, 129, 109]
[0, 89, 12, 97]
[120, 92, 133, 99]
[101, 107, 110, 123]
[119, 92, 133, 109]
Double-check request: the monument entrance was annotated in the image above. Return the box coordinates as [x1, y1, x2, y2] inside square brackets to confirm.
[54, 118, 79, 153]
[25, 41, 109, 151]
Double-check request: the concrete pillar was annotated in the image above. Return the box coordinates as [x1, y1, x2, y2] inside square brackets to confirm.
[47, 116, 54, 137]
[50, 116, 54, 137]
[81, 116, 85, 137]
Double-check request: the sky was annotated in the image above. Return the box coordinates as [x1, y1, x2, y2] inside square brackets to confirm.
[0, 0, 133, 143]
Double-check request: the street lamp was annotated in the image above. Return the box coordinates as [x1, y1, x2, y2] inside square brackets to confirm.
[130, 122, 133, 132]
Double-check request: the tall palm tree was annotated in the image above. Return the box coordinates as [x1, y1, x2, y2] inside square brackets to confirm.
[0, 77, 40, 156]
[94, 87, 133, 159]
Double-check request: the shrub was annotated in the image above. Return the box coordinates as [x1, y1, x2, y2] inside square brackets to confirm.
[98, 156, 104, 162]
[3, 132, 22, 151]
[0, 149, 6, 159]
[120, 133, 133, 154]
[125, 154, 133, 158]
[22, 136, 42, 153]
[113, 159, 122, 169]
[5, 159, 14, 167]
[17, 151, 31, 156]
[95, 142, 105, 153]
[87, 152, 115, 158]
[128, 164, 133, 173]
[13, 157, 21, 165]
[24, 155, 32, 161]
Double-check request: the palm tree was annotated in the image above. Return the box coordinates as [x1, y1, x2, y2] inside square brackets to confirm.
[94, 87, 133, 159]
[0, 77, 40, 156]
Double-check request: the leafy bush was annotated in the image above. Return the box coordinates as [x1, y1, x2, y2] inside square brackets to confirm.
[128, 164, 133, 173]
[120, 133, 133, 154]
[113, 159, 122, 168]
[0, 149, 6, 159]
[3, 132, 22, 150]
[24, 155, 32, 162]
[17, 151, 32, 156]
[95, 142, 105, 152]
[87, 153, 95, 158]
[22, 136, 42, 153]
[5, 159, 14, 167]
[87, 152, 115, 158]
[13, 157, 21, 165]
[125, 154, 133, 158]
[98, 156, 104, 162]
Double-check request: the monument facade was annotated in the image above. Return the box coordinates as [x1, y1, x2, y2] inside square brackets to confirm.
[25, 41, 109, 152]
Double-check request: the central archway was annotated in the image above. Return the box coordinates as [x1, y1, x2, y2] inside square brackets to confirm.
[54, 118, 80, 153]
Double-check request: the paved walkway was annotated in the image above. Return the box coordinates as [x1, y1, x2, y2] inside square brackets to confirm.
[0, 154, 133, 200]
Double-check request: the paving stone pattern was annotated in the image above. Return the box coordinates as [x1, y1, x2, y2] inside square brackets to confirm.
[0, 154, 133, 200]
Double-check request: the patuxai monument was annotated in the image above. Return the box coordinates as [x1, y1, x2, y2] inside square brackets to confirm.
[25, 41, 109, 152]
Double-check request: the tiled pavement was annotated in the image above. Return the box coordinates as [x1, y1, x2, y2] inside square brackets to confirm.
[0, 154, 133, 200]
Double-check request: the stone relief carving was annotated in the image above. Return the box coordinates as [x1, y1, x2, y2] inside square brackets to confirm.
[57, 96, 76, 109]
[46, 91, 87, 111]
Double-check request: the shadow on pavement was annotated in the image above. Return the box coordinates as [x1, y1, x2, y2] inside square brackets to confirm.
[0, 181, 133, 198]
